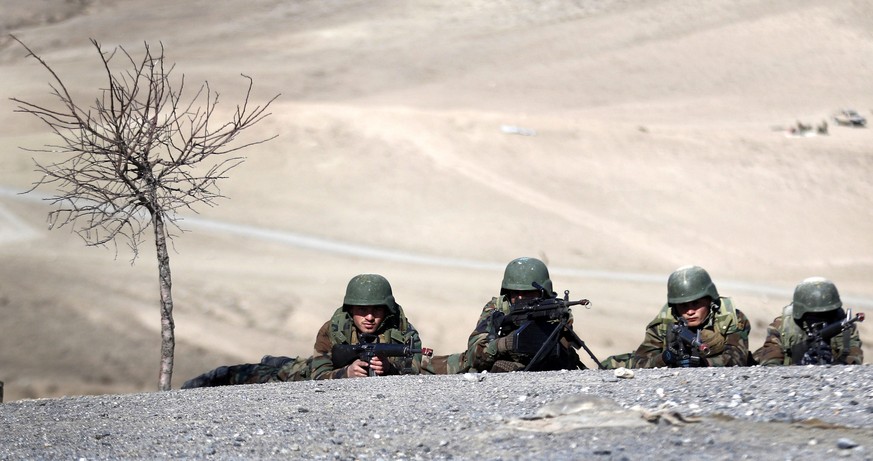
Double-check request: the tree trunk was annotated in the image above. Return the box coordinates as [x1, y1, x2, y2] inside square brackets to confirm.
[153, 211, 175, 391]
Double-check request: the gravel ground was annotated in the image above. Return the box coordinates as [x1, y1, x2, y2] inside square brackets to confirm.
[2, 366, 873, 460]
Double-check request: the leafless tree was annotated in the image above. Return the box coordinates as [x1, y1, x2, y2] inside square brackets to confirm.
[10, 35, 279, 391]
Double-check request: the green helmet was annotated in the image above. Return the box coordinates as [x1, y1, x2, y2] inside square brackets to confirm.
[500, 257, 553, 295]
[792, 277, 842, 320]
[342, 274, 397, 314]
[667, 265, 719, 305]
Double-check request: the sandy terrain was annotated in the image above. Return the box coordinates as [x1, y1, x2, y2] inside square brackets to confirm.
[1, 0, 872, 402]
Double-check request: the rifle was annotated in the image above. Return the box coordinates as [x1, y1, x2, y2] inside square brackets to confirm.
[792, 309, 865, 365]
[331, 334, 429, 377]
[496, 282, 603, 371]
[671, 319, 711, 356]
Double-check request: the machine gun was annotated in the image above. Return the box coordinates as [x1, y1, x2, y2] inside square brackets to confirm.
[792, 309, 865, 365]
[496, 282, 603, 371]
[331, 334, 429, 377]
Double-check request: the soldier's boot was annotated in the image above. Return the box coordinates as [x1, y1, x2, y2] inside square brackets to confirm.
[490, 360, 525, 373]
[181, 366, 232, 389]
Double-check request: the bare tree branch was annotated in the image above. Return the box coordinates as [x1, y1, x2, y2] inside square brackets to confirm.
[10, 34, 280, 390]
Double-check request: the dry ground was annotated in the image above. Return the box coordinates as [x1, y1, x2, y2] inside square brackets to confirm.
[1, 0, 872, 402]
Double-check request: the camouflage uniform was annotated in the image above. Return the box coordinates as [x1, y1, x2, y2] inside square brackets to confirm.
[622, 299, 750, 368]
[182, 305, 466, 388]
[602, 265, 751, 369]
[466, 295, 584, 372]
[753, 307, 863, 366]
[182, 274, 466, 389]
[181, 355, 309, 389]
[309, 306, 468, 379]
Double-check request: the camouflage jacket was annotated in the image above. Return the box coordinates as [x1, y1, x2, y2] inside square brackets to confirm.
[309, 305, 422, 379]
[466, 295, 583, 372]
[309, 305, 468, 379]
[180, 304, 467, 388]
[628, 298, 750, 368]
[752, 305, 863, 366]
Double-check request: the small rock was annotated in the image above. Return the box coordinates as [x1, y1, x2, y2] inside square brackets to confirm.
[614, 367, 634, 379]
[837, 438, 858, 449]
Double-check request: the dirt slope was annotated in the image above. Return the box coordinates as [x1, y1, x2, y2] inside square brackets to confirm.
[0, 0, 871, 401]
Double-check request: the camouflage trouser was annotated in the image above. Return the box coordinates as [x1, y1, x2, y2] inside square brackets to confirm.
[424, 352, 469, 374]
[181, 356, 310, 389]
[600, 352, 636, 370]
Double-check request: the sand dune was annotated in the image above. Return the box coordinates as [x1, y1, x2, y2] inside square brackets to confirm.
[1, 0, 872, 401]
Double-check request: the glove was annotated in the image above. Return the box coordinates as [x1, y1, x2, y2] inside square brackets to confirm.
[790, 342, 808, 364]
[699, 330, 726, 356]
[661, 348, 680, 366]
[495, 335, 517, 353]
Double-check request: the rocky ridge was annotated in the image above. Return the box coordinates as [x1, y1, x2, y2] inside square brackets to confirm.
[2, 366, 873, 460]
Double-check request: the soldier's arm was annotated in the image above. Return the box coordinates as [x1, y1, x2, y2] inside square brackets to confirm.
[836, 327, 864, 365]
[704, 310, 751, 367]
[464, 302, 501, 372]
[310, 320, 348, 379]
[752, 316, 786, 366]
[631, 325, 669, 368]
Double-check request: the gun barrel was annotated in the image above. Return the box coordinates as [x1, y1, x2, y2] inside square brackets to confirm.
[818, 312, 865, 342]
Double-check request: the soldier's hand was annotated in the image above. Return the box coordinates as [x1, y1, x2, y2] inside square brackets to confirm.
[369, 356, 386, 376]
[345, 359, 371, 378]
[495, 335, 516, 353]
[661, 348, 680, 366]
[699, 330, 726, 356]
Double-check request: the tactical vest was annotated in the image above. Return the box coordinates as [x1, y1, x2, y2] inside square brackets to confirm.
[776, 305, 849, 365]
[649, 297, 740, 336]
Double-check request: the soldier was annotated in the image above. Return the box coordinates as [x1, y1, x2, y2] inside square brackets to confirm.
[466, 257, 587, 373]
[603, 265, 750, 368]
[182, 274, 465, 388]
[753, 277, 863, 366]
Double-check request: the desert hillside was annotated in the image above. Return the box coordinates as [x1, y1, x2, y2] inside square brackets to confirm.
[1, 0, 872, 402]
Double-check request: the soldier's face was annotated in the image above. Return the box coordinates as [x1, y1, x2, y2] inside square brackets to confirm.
[675, 298, 710, 327]
[507, 289, 540, 305]
[349, 305, 387, 334]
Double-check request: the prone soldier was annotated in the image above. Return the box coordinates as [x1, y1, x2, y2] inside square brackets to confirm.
[752, 277, 863, 366]
[603, 265, 751, 368]
[182, 273, 464, 388]
[466, 257, 594, 373]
